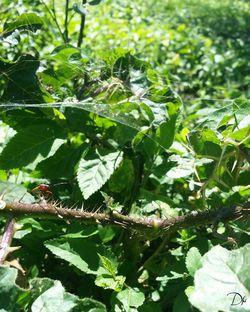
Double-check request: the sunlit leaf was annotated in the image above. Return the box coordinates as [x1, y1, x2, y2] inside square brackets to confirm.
[0, 55, 53, 103]
[189, 244, 250, 311]
[185, 247, 202, 277]
[44, 238, 102, 274]
[0, 123, 65, 169]
[30, 278, 107, 311]
[3, 13, 43, 37]
[116, 287, 145, 310]
[95, 274, 125, 292]
[98, 254, 117, 276]
[0, 266, 26, 311]
[36, 143, 85, 178]
[0, 181, 34, 203]
[77, 150, 123, 199]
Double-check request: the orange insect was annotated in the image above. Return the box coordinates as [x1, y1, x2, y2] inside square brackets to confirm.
[32, 184, 53, 196]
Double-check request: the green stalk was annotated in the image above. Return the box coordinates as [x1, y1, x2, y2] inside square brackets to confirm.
[77, 0, 87, 47]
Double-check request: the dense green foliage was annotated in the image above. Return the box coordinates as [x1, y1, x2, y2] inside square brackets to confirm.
[0, 0, 249, 311]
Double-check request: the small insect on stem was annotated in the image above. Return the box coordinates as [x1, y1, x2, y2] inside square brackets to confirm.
[32, 184, 53, 204]
[31, 184, 54, 210]
[32, 184, 53, 196]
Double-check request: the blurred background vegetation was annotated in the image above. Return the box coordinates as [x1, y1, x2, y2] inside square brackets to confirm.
[1, 0, 250, 100]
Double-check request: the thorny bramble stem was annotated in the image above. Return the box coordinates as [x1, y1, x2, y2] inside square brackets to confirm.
[2, 201, 250, 239]
[0, 216, 16, 264]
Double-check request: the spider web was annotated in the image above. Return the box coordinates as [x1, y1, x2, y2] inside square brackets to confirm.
[0, 100, 144, 132]
[0, 57, 237, 152]
[0, 52, 168, 148]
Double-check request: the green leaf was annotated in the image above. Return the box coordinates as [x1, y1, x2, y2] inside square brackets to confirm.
[188, 130, 222, 158]
[36, 144, 85, 178]
[0, 266, 26, 312]
[44, 238, 104, 274]
[30, 278, 107, 312]
[139, 188, 175, 207]
[31, 280, 77, 312]
[142, 200, 178, 218]
[95, 274, 125, 292]
[156, 271, 183, 284]
[166, 166, 193, 179]
[189, 244, 250, 312]
[0, 55, 53, 103]
[0, 123, 65, 169]
[98, 225, 116, 243]
[95, 253, 125, 291]
[50, 44, 82, 62]
[0, 181, 34, 203]
[108, 158, 134, 193]
[141, 100, 180, 149]
[132, 127, 150, 146]
[166, 155, 213, 179]
[116, 288, 145, 310]
[88, 0, 103, 5]
[112, 52, 150, 82]
[139, 103, 155, 124]
[155, 116, 177, 149]
[61, 225, 98, 239]
[185, 247, 202, 277]
[44, 240, 94, 274]
[197, 101, 250, 132]
[73, 4, 87, 16]
[230, 127, 250, 145]
[73, 297, 107, 312]
[77, 150, 123, 199]
[173, 292, 192, 312]
[40, 45, 85, 90]
[142, 100, 168, 127]
[3, 13, 43, 37]
[230, 114, 250, 144]
[98, 254, 117, 276]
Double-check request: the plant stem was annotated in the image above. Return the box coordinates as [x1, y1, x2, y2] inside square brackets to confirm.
[0, 216, 16, 264]
[140, 235, 171, 270]
[2, 201, 250, 239]
[77, 0, 87, 47]
[64, 0, 69, 42]
[40, 0, 65, 42]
